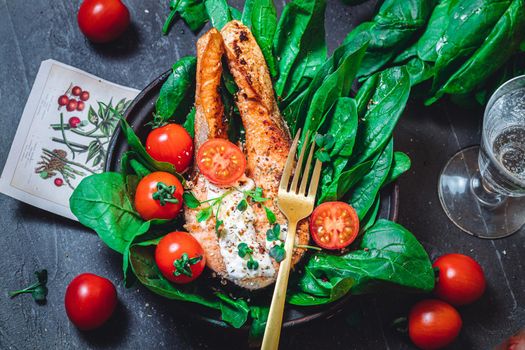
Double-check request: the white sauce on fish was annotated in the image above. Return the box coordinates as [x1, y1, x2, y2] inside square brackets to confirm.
[205, 178, 276, 281]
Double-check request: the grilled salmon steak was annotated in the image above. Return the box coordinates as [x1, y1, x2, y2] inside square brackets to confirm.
[184, 23, 309, 290]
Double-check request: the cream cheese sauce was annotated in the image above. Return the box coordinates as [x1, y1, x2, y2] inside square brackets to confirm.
[205, 178, 275, 281]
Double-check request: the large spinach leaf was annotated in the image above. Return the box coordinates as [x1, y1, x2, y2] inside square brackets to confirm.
[204, 0, 232, 29]
[289, 219, 435, 305]
[319, 159, 374, 203]
[427, 0, 512, 100]
[347, 139, 393, 220]
[433, 0, 525, 98]
[300, 39, 368, 142]
[383, 151, 411, 186]
[345, 0, 437, 79]
[162, 0, 209, 34]
[328, 97, 358, 158]
[217, 293, 250, 328]
[352, 66, 410, 164]
[273, 0, 327, 100]
[155, 56, 197, 123]
[242, 0, 278, 77]
[70, 172, 143, 254]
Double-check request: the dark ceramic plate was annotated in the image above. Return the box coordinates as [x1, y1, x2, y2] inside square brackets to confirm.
[105, 70, 399, 330]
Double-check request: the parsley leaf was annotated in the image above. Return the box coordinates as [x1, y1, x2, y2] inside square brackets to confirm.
[237, 199, 248, 212]
[183, 191, 201, 209]
[247, 259, 259, 270]
[196, 206, 213, 222]
[264, 206, 276, 224]
[266, 224, 281, 241]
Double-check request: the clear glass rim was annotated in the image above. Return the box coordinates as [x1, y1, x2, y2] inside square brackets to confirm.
[482, 74, 525, 188]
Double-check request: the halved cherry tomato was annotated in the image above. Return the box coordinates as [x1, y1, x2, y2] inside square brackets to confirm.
[433, 253, 486, 306]
[310, 202, 359, 250]
[196, 139, 246, 186]
[146, 124, 193, 173]
[155, 232, 206, 284]
[134, 172, 183, 221]
[409, 299, 462, 350]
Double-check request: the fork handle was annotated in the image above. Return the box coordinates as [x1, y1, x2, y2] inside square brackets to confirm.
[261, 220, 297, 350]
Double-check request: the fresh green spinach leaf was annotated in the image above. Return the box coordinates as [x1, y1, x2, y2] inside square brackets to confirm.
[217, 293, 250, 328]
[155, 56, 197, 125]
[383, 151, 411, 186]
[205, 0, 232, 29]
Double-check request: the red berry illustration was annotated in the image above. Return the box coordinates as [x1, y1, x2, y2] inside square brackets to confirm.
[66, 100, 78, 112]
[58, 95, 69, 106]
[80, 91, 90, 101]
[54, 178, 64, 187]
[72, 86, 82, 96]
[76, 101, 85, 111]
[69, 117, 81, 128]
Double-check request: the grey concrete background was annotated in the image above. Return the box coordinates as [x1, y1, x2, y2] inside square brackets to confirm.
[1, 0, 523, 349]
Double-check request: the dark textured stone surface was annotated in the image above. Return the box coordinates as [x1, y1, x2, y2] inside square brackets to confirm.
[0, 0, 523, 349]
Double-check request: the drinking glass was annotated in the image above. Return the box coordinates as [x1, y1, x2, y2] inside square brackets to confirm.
[438, 75, 525, 239]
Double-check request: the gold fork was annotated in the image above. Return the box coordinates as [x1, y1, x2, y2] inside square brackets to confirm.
[261, 130, 322, 350]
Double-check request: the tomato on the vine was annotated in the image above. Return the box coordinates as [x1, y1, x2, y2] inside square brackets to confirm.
[309, 202, 359, 250]
[433, 253, 486, 306]
[134, 172, 183, 221]
[409, 299, 462, 350]
[196, 139, 246, 186]
[77, 0, 130, 43]
[155, 232, 206, 284]
[65, 273, 117, 330]
[146, 124, 193, 173]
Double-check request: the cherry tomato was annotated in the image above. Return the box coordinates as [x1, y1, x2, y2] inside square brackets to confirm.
[433, 253, 486, 306]
[409, 299, 462, 350]
[69, 117, 81, 128]
[80, 91, 90, 101]
[76, 101, 85, 111]
[77, 0, 130, 43]
[58, 95, 69, 106]
[134, 172, 183, 221]
[66, 99, 78, 112]
[65, 273, 117, 330]
[72, 86, 82, 96]
[155, 232, 206, 284]
[196, 139, 246, 186]
[310, 202, 359, 250]
[54, 178, 64, 187]
[146, 124, 194, 173]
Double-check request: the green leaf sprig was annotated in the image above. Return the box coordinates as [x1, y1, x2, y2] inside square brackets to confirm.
[238, 243, 259, 270]
[9, 270, 48, 304]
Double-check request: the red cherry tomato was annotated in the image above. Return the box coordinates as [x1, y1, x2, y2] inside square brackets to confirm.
[66, 99, 78, 112]
[58, 95, 69, 106]
[196, 139, 246, 186]
[134, 172, 183, 221]
[77, 0, 130, 43]
[433, 253, 486, 306]
[155, 232, 206, 284]
[76, 101, 85, 111]
[146, 124, 194, 173]
[72, 86, 82, 96]
[65, 273, 117, 330]
[80, 91, 90, 101]
[409, 299, 462, 350]
[309, 202, 359, 250]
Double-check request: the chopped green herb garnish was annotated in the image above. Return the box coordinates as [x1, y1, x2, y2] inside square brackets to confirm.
[238, 243, 253, 258]
[237, 198, 248, 212]
[270, 244, 286, 263]
[196, 206, 213, 222]
[247, 259, 259, 270]
[183, 191, 201, 209]
[266, 224, 281, 241]
[264, 206, 277, 224]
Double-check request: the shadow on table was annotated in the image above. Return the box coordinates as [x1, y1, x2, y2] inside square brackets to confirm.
[76, 301, 130, 347]
[86, 23, 140, 59]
